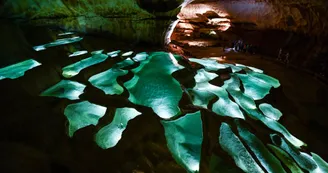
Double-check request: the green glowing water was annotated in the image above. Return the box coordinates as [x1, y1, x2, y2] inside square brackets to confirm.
[124, 52, 184, 119]
[237, 121, 286, 173]
[33, 37, 83, 51]
[62, 53, 109, 78]
[162, 111, 203, 173]
[219, 123, 264, 173]
[268, 144, 304, 173]
[189, 58, 227, 71]
[259, 103, 282, 121]
[40, 80, 86, 100]
[31, 46, 327, 173]
[64, 101, 107, 137]
[89, 68, 128, 95]
[95, 107, 141, 149]
[69, 50, 88, 57]
[0, 59, 41, 80]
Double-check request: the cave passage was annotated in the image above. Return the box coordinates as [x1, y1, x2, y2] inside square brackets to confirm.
[1, 31, 327, 172]
[1, 0, 328, 173]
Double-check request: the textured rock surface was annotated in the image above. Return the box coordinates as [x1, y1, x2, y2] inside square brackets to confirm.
[1, 0, 328, 45]
[0, 0, 186, 45]
[0, 17, 328, 172]
[166, 0, 328, 81]
[187, 0, 328, 35]
[1, 0, 151, 18]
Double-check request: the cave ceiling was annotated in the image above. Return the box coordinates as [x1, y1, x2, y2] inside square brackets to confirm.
[0, 0, 327, 43]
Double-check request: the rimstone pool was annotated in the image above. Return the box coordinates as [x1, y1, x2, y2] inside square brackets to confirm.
[0, 30, 327, 173]
[1, 0, 328, 172]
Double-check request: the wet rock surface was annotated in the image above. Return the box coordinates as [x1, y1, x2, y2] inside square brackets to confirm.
[0, 20, 328, 173]
[190, 0, 328, 35]
[0, 0, 186, 45]
[2, 0, 328, 45]
[1, 0, 328, 172]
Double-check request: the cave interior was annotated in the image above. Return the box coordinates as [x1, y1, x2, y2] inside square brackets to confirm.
[1, 0, 328, 173]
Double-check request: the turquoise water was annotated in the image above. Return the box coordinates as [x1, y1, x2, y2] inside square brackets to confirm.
[1, 33, 324, 172]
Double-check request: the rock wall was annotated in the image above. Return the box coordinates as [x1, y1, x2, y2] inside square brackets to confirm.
[1, 0, 327, 45]
[173, 1, 328, 51]
[0, 0, 187, 45]
[1, 0, 150, 19]
[177, 0, 328, 78]
[188, 0, 328, 35]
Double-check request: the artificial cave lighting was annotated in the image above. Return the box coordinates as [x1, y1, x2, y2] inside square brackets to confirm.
[26, 50, 326, 173]
[40, 80, 86, 100]
[33, 36, 83, 51]
[64, 101, 107, 137]
[0, 59, 41, 80]
[2, 0, 328, 172]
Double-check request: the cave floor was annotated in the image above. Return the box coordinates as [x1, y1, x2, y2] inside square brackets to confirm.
[183, 45, 328, 159]
[1, 21, 328, 172]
